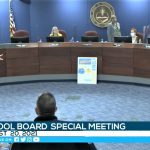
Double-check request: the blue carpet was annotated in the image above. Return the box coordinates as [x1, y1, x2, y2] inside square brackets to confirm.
[0, 82, 150, 149]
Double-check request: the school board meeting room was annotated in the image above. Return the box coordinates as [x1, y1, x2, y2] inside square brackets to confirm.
[0, 0, 150, 149]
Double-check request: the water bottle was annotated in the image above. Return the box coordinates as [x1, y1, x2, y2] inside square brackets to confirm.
[39, 39, 42, 43]
[101, 39, 104, 42]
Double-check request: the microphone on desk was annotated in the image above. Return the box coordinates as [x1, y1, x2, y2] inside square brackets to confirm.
[69, 37, 74, 42]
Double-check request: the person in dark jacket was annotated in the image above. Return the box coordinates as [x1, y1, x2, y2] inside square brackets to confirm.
[34, 92, 58, 122]
[11, 92, 96, 150]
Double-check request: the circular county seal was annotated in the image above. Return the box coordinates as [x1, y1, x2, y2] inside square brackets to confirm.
[90, 2, 115, 28]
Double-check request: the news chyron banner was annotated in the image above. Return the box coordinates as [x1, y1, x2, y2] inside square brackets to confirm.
[77, 57, 97, 84]
[0, 121, 150, 143]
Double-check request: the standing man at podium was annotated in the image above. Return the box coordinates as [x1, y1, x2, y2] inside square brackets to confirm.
[107, 15, 121, 42]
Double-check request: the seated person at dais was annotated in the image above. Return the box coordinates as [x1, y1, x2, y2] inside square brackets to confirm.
[130, 28, 143, 43]
[50, 26, 62, 37]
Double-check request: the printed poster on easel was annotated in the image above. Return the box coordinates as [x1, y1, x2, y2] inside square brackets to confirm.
[77, 57, 97, 84]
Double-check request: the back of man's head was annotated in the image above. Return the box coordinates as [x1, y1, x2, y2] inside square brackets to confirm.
[36, 92, 57, 116]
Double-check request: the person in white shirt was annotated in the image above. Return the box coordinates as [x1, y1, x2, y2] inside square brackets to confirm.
[130, 28, 143, 43]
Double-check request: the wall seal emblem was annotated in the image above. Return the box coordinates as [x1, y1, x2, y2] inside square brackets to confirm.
[90, 2, 115, 28]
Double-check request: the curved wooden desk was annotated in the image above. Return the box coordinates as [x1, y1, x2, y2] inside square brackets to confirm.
[0, 42, 150, 84]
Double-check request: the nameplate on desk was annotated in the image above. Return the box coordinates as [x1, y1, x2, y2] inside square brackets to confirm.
[113, 43, 121, 47]
[16, 44, 26, 48]
[49, 43, 59, 47]
[82, 43, 93, 46]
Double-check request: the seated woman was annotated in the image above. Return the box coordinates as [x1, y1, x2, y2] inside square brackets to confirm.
[130, 28, 143, 43]
[50, 26, 62, 37]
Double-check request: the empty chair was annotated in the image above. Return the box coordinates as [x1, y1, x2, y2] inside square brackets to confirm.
[81, 31, 99, 42]
[84, 31, 99, 37]
[11, 30, 29, 43]
[13, 30, 29, 37]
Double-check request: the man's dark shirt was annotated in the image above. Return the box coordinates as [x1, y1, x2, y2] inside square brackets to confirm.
[34, 115, 58, 121]
[11, 115, 96, 150]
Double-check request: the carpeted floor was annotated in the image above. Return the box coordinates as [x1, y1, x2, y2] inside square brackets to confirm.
[0, 81, 150, 149]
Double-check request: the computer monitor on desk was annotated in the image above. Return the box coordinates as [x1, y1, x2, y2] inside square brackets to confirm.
[46, 36, 64, 42]
[114, 36, 132, 43]
[147, 38, 150, 44]
[81, 36, 99, 42]
[11, 37, 29, 43]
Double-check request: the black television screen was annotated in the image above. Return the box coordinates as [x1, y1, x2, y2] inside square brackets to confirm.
[81, 36, 99, 42]
[11, 37, 29, 43]
[114, 36, 132, 43]
[46, 36, 64, 42]
[147, 38, 150, 44]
